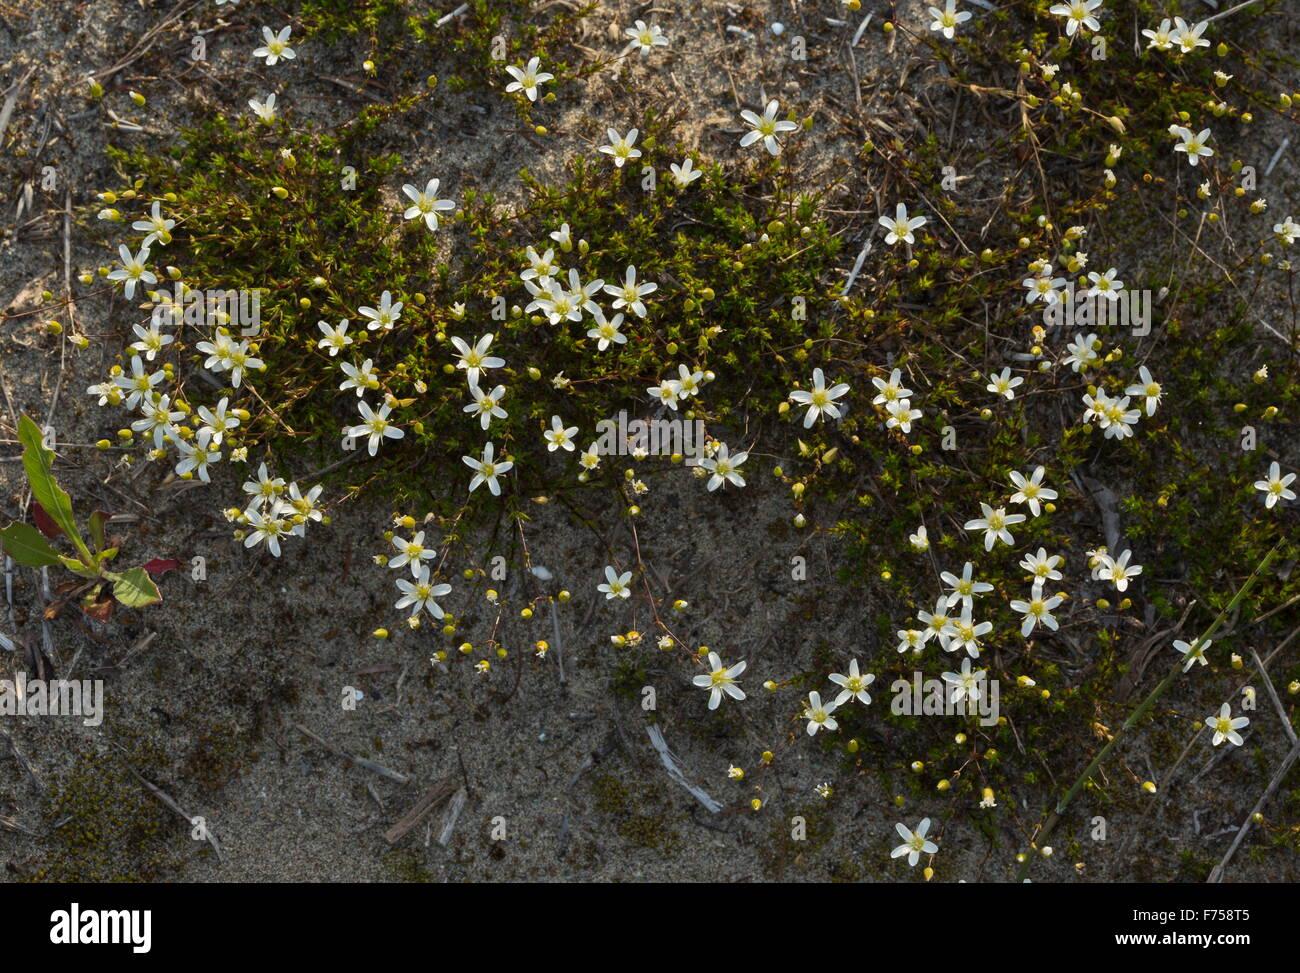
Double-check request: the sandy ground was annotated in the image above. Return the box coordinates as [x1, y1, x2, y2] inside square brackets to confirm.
[1, 0, 1298, 883]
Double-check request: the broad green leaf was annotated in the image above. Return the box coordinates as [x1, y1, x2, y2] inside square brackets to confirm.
[110, 567, 162, 608]
[17, 415, 88, 559]
[0, 522, 62, 567]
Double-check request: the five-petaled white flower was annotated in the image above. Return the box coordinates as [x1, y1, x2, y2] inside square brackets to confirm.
[504, 56, 553, 102]
[452, 334, 505, 385]
[829, 659, 875, 706]
[599, 127, 642, 168]
[359, 290, 403, 331]
[1205, 702, 1249, 747]
[347, 400, 404, 456]
[879, 203, 928, 246]
[544, 415, 578, 452]
[803, 691, 839, 735]
[597, 565, 633, 600]
[624, 20, 668, 56]
[790, 368, 850, 427]
[108, 244, 156, 300]
[1172, 126, 1214, 166]
[401, 178, 456, 231]
[964, 503, 1026, 551]
[464, 441, 513, 495]
[1255, 461, 1296, 509]
[700, 443, 748, 491]
[891, 818, 938, 867]
[928, 0, 972, 39]
[396, 566, 452, 618]
[1009, 466, 1057, 517]
[986, 367, 1024, 400]
[1174, 637, 1211, 672]
[739, 99, 798, 156]
[692, 652, 747, 710]
[1010, 588, 1064, 637]
[253, 26, 295, 66]
[1049, 0, 1102, 37]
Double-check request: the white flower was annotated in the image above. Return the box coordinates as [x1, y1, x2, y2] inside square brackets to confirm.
[598, 127, 641, 168]
[1174, 637, 1211, 672]
[249, 93, 277, 123]
[928, 0, 971, 39]
[197, 397, 239, 444]
[451, 334, 505, 385]
[949, 607, 993, 658]
[390, 531, 434, 576]
[339, 358, 379, 396]
[131, 202, 175, 247]
[789, 368, 850, 427]
[700, 443, 748, 491]
[941, 561, 993, 611]
[669, 158, 702, 188]
[1255, 461, 1297, 509]
[624, 20, 669, 56]
[1205, 702, 1249, 747]
[1008, 465, 1057, 517]
[1274, 216, 1299, 246]
[464, 382, 507, 430]
[503, 56, 553, 101]
[908, 525, 929, 552]
[253, 26, 295, 66]
[1086, 267, 1124, 300]
[132, 395, 183, 448]
[316, 319, 352, 356]
[897, 629, 926, 654]
[401, 178, 455, 231]
[692, 652, 747, 710]
[346, 400, 403, 456]
[130, 320, 174, 361]
[604, 265, 657, 318]
[918, 598, 957, 651]
[396, 567, 452, 618]
[1172, 126, 1213, 167]
[872, 368, 914, 406]
[107, 244, 156, 300]
[242, 462, 286, 511]
[964, 503, 1025, 551]
[1125, 365, 1162, 416]
[803, 691, 839, 735]
[597, 565, 633, 600]
[1098, 549, 1142, 591]
[879, 203, 927, 246]
[1010, 587, 1064, 637]
[1064, 332, 1100, 372]
[891, 818, 938, 867]
[463, 441, 513, 496]
[739, 99, 798, 156]
[113, 354, 164, 409]
[1171, 17, 1210, 55]
[175, 427, 221, 482]
[544, 415, 578, 452]
[885, 399, 922, 433]
[986, 367, 1024, 400]
[243, 508, 286, 556]
[1019, 548, 1064, 585]
[586, 308, 627, 350]
[1142, 18, 1174, 51]
[829, 659, 874, 707]
[1049, 0, 1102, 37]
[648, 377, 681, 411]
[943, 658, 985, 704]
[1024, 264, 1067, 305]
[359, 290, 403, 331]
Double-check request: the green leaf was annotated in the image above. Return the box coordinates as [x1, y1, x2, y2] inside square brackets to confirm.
[109, 567, 162, 608]
[89, 510, 111, 553]
[59, 555, 102, 580]
[17, 415, 89, 560]
[0, 522, 62, 567]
